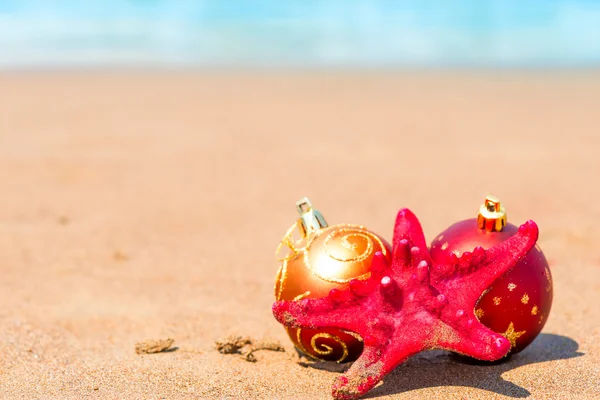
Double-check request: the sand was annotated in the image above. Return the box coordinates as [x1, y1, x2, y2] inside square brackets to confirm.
[0, 71, 599, 399]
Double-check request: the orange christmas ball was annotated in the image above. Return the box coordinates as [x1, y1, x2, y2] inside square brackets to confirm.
[274, 198, 391, 362]
[429, 196, 553, 355]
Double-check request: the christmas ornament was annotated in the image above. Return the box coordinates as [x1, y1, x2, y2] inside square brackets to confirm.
[274, 198, 392, 363]
[429, 196, 553, 354]
[273, 208, 539, 400]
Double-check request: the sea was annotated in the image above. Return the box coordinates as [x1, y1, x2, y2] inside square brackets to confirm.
[1, 0, 599, 69]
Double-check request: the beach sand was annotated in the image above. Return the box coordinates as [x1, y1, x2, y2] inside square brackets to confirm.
[0, 71, 599, 399]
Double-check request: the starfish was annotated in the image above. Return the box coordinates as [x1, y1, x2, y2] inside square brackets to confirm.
[272, 209, 539, 399]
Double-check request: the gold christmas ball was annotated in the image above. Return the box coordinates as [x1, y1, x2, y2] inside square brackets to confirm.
[274, 198, 391, 362]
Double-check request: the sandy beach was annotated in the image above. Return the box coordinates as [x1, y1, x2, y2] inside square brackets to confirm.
[0, 71, 599, 399]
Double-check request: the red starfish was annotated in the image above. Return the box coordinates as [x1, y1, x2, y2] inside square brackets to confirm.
[272, 209, 539, 399]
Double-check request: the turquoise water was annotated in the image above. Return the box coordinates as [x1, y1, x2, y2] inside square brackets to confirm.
[1, 0, 599, 68]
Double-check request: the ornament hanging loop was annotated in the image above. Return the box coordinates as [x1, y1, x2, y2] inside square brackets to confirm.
[275, 197, 329, 261]
[477, 195, 507, 232]
[296, 197, 328, 238]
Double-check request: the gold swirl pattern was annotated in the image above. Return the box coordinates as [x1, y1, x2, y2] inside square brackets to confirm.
[310, 333, 349, 363]
[304, 225, 388, 284]
[290, 292, 352, 363]
[276, 221, 303, 262]
[343, 330, 364, 342]
[293, 291, 311, 301]
[274, 222, 309, 301]
[325, 231, 373, 263]
[274, 264, 285, 300]
[295, 328, 310, 357]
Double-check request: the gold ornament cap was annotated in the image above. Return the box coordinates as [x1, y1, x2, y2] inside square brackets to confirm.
[477, 195, 507, 232]
[296, 197, 328, 238]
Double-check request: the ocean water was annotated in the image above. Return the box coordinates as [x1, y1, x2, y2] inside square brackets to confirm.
[1, 0, 599, 69]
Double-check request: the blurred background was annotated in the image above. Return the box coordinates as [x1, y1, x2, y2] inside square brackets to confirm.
[1, 2, 600, 399]
[1, 0, 600, 69]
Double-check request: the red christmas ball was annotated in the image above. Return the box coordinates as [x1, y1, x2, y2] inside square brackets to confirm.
[429, 196, 553, 355]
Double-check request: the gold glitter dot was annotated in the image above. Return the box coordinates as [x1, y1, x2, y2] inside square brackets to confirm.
[437, 235, 444, 242]
[474, 308, 485, 319]
[493, 297, 502, 306]
[452, 249, 462, 257]
[521, 293, 530, 305]
[531, 305, 539, 315]
[441, 242, 449, 251]
[507, 283, 517, 291]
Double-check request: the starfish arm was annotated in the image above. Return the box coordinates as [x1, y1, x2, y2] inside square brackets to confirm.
[432, 220, 539, 306]
[392, 209, 432, 265]
[480, 220, 539, 282]
[331, 339, 423, 400]
[369, 250, 392, 280]
[272, 295, 367, 334]
[434, 317, 512, 361]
